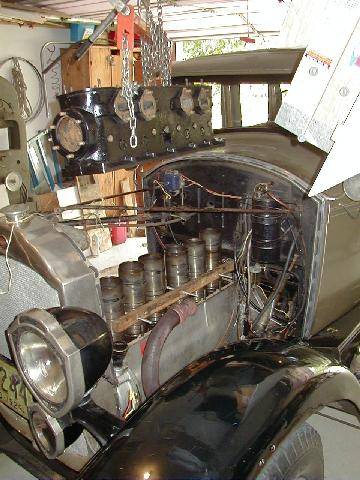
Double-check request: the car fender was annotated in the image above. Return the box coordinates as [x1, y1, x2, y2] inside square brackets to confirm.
[83, 340, 360, 480]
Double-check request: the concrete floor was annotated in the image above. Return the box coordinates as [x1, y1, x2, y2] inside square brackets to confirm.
[0, 407, 359, 479]
[308, 407, 360, 479]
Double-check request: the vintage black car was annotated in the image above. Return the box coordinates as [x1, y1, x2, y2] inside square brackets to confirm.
[0, 48, 359, 480]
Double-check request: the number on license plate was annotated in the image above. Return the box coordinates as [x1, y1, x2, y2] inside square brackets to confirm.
[0, 357, 32, 418]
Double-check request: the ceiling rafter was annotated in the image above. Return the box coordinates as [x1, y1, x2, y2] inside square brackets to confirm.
[1, 0, 288, 41]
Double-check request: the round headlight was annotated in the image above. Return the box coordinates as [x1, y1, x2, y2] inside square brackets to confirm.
[7, 308, 112, 418]
[18, 331, 67, 405]
[28, 403, 82, 459]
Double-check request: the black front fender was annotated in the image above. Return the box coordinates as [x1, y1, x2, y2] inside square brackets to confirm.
[83, 341, 360, 480]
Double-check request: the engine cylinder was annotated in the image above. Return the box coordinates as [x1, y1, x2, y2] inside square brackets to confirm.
[165, 245, 189, 288]
[138, 253, 166, 324]
[186, 238, 206, 301]
[251, 194, 282, 264]
[100, 277, 124, 321]
[118, 261, 146, 342]
[166, 243, 185, 254]
[200, 228, 222, 293]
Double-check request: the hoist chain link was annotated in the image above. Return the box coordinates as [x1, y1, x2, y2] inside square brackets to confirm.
[121, 34, 138, 148]
[138, 0, 171, 86]
[120, 0, 172, 145]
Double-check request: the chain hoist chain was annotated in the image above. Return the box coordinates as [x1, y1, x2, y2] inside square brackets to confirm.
[139, 0, 153, 86]
[148, 2, 158, 83]
[120, 0, 171, 146]
[161, 34, 171, 86]
[139, 0, 149, 86]
[138, 0, 171, 86]
[140, 39, 150, 86]
[156, 0, 163, 80]
[121, 34, 138, 148]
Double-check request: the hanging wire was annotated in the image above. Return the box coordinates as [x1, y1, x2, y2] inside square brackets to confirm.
[0, 224, 15, 295]
[181, 173, 250, 202]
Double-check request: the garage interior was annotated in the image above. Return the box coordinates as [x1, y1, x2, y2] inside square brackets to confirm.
[0, 1, 359, 479]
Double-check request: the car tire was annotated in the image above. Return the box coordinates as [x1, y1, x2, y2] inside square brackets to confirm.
[256, 423, 324, 480]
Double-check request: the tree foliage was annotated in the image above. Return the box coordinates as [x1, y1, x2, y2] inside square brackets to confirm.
[182, 38, 245, 60]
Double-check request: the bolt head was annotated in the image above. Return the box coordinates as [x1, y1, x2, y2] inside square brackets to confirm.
[298, 134, 306, 143]
[151, 128, 157, 136]
[339, 86, 349, 97]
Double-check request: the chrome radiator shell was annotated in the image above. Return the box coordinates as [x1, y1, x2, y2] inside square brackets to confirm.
[0, 215, 102, 357]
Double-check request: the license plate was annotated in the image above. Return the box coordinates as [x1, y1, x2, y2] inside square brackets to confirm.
[0, 356, 32, 419]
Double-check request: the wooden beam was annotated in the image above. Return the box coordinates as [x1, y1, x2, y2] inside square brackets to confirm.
[1, 2, 68, 18]
[0, 18, 67, 28]
[112, 259, 234, 334]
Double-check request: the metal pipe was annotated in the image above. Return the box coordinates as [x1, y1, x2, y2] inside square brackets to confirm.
[73, 10, 118, 61]
[73, 1, 131, 61]
[59, 215, 193, 229]
[253, 240, 296, 337]
[141, 298, 197, 397]
[60, 189, 149, 209]
[59, 205, 290, 214]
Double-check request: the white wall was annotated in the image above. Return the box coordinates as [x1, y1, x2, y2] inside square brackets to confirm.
[0, 23, 70, 140]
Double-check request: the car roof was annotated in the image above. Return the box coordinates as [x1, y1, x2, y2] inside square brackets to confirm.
[172, 47, 305, 84]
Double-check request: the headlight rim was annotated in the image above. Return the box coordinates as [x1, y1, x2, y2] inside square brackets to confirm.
[17, 327, 68, 405]
[7, 308, 86, 418]
[28, 403, 66, 459]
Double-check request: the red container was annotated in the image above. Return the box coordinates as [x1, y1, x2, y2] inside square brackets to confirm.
[110, 224, 127, 245]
